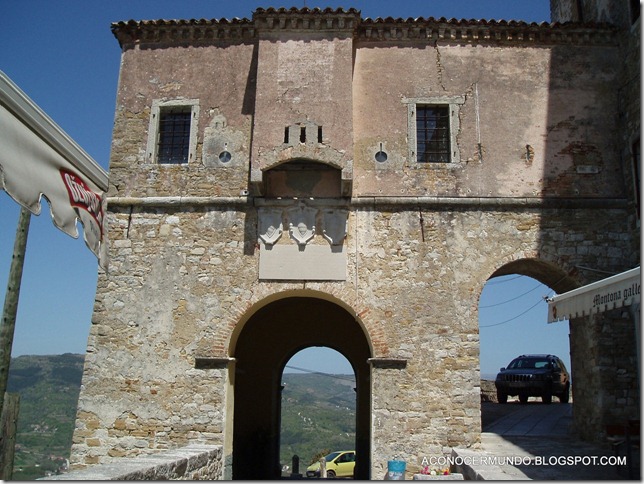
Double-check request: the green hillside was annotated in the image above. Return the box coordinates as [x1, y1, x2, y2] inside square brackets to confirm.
[7, 353, 84, 480]
[279, 372, 356, 472]
[3, 355, 358, 479]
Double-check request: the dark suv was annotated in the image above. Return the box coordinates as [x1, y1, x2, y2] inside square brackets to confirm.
[495, 354, 570, 404]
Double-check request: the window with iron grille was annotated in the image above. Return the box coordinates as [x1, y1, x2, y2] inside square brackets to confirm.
[147, 99, 199, 165]
[416, 106, 450, 163]
[405, 96, 463, 165]
[158, 108, 191, 164]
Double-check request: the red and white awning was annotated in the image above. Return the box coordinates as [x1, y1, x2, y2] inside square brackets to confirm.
[0, 71, 109, 269]
[547, 267, 641, 323]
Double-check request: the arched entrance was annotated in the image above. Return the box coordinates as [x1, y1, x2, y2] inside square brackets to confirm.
[478, 259, 577, 422]
[231, 296, 371, 480]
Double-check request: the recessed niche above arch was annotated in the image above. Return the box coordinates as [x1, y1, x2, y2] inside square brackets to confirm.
[264, 159, 343, 198]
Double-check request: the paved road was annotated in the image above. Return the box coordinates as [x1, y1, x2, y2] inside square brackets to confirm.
[484, 401, 573, 436]
[453, 402, 639, 480]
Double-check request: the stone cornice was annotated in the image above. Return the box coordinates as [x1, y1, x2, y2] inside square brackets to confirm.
[106, 195, 628, 210]
[357, 18, 617, 45]
[111, 18, 256, 46]
[253, 7, 360, 32]
[111, 7, 618, 48]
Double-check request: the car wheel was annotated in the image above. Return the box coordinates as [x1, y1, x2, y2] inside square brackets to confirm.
[519, 393, 529, 404]
[326, 470, 336, 479]
[542, 393, 552, 404]
[497, 391, 507, 404]
[559, 385, 570, 403]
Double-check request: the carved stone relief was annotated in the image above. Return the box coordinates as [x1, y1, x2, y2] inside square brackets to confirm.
[322, 209, 348, 246]
[257, 208, 284, 246]
[257, 203, 348, 248]
[287, 203, 317, 246]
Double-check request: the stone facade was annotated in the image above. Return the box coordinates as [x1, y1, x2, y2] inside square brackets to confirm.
[71, 3, 639, 480]
[570, 308, 640, 441]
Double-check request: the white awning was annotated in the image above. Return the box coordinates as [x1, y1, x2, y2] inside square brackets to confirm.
[0, 70, 109, 269]
[547, 267, 641, 323]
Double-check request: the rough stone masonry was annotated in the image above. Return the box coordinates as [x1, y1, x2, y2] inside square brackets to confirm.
[70, 2, 639, 479]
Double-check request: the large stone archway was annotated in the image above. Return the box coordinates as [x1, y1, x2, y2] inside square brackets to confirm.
[230, 296, 372, 480]
[478, 258, 576, 396]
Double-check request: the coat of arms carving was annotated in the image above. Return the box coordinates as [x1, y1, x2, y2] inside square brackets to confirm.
[322, 209, 348, 246]
[258, 208, 284, 245]
[287, 204, 317, 246]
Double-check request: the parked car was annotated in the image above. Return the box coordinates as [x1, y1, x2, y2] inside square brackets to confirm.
[306, 450, 355, 478]
[495, 354, 570, 404]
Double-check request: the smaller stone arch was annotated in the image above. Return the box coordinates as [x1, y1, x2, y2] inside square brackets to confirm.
[478, 258, 577, 418]
[250, 130, 353, 195]
[488, 257, 581, 295]
[280, 344, 354, 376]
[263, 159, 344, 198]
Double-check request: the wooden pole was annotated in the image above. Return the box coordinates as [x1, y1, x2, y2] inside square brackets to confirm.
[0, 393, 19, 480]
[0, 207, 31, 422]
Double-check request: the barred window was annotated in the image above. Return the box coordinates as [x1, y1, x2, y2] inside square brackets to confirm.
[147, 99, 199, 165]
[416, 106, 450, 163]
[158, 108, 191, 164]
[405, 96, 463, 165]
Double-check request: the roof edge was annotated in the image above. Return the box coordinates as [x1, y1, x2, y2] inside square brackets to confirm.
[110, 7, 618, 48]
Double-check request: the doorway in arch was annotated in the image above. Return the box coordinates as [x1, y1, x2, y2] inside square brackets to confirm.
[231, 296, 372, 480]
[281, 347, 356, 477]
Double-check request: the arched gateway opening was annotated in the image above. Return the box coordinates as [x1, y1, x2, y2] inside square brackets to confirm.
[478, 259, 578, 424]
[231, 296, 372, 480]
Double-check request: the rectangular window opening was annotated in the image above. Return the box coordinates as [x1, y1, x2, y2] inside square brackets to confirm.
[158, 107, 191, 164]
[300, 126, 306, 144]
[284, 127, 290, 144]
[416, 105, 450, 163]
[318, 126, 323, 143]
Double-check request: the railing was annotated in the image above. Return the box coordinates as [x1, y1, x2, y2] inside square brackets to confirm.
[41, 444, 223, 481]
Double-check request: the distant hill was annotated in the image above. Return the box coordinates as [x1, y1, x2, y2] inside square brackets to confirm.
[7, 353, 84, 480]
[4, 355, 357, 478]
[280, 372, 356, 471]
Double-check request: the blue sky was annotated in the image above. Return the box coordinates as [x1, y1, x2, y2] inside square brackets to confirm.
[0, 0, 568, 378]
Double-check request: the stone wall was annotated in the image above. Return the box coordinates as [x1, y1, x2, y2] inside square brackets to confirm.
[550, 0, 635, 26]
[45, 445, 222, 480]
[70, 201, 635, 473]
[570, 309, 640, 441]
[70, 6, 640, 479]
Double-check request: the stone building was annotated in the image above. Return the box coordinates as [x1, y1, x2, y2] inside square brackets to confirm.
[70, 1, 640, 479]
